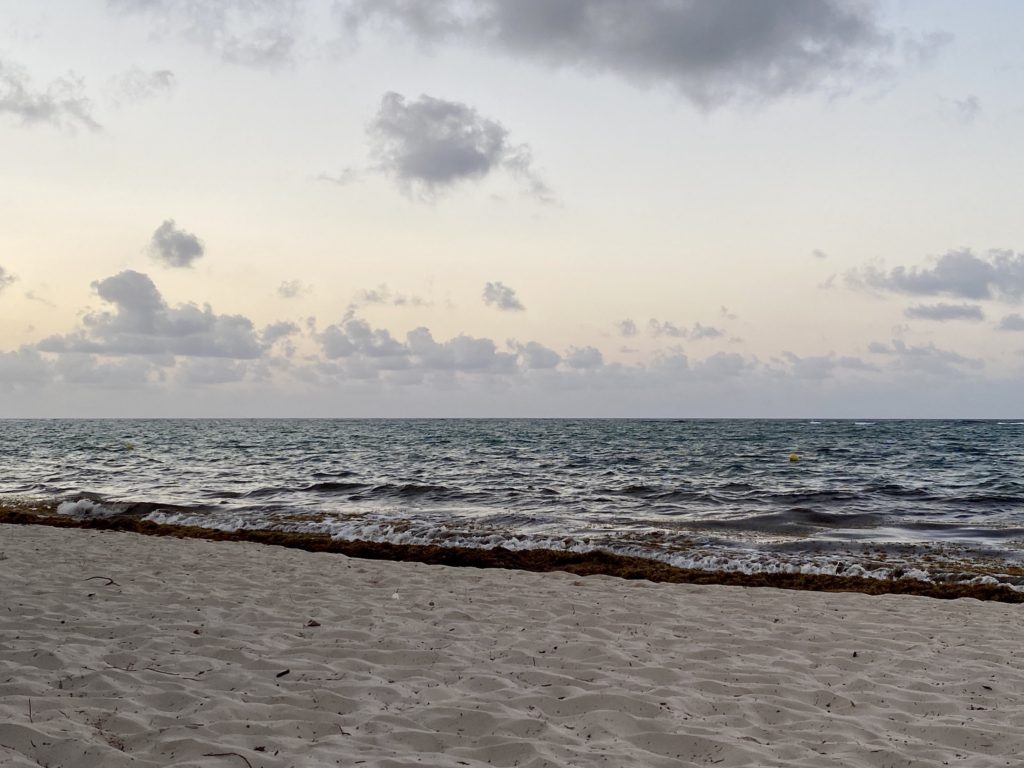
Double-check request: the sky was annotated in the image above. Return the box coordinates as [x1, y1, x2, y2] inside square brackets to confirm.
[2, 0, 1024, 417]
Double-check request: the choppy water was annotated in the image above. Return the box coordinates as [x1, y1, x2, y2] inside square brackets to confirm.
[3, 419, 1024, 585]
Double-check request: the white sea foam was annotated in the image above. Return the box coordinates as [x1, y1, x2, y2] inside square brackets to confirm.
[56, 499, 117, 519]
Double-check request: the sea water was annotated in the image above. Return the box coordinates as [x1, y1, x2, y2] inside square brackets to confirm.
[2, 419, 1023, 585]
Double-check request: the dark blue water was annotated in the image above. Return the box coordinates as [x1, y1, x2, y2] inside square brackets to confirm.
[2, 419, 1024, 584]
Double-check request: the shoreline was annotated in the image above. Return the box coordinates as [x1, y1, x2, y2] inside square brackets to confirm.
[4, 510, 1023, 603]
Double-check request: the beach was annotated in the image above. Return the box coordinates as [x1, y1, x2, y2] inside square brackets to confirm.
[2, 525, 1023, 767]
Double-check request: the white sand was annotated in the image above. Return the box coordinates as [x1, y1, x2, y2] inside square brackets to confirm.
[1, 526, 1022, 767]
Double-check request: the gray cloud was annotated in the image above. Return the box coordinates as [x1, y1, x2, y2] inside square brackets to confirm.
[149, 220, 205, 268]
[868, 339, 983, 376]
[107, 0, 302, 67]
[0, 265, 15, 294]
[514, 341, 561, 370]
[0, 348, 50, 389]
[904, 303, 985, 322]
[851, 249, 1024, 302]
[955, 94, 981, 123]
[277, 280, 311, 299]
[998, 314, 1024, 332]
[566, 346, 604, 369]
[812, 249, 828, 259]
[368, 92, 549, 199]
[648, 319, 686, 338]
[617, 319, 637, 338]
[483, 281, 525, 312]
[108, 67, 176, 105]
[0, 56, 99, 130]
[317, 317, 517, 375]
[649, 319, 724, 340]
[354, 284, 430, 308]
[690, 322, 725, 340]
[37, 270, 264, 359]
[261, 321, 300, 346]
[343, 0, 897, 107]
[779, 352, 877, 380]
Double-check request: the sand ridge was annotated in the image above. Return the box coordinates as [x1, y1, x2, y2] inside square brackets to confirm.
[1, 525, 1023, 767]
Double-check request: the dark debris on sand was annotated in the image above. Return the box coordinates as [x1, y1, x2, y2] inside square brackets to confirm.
[2, 509, 1023, 604]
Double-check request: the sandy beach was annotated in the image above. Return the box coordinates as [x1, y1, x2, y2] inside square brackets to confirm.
[2, 525, 1023, 767]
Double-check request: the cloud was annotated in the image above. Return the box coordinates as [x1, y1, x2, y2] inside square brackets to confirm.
[0, 56, 99, 130]
[316, 317, 518, 376]
[342, 0, 898, 107]
[998, 314, 1024, 332]
[513, 341, 561, 369]
[261, 321, 300, 346]
[812, 249, 828, 259]
[483, 281, 525, 312]
[566, 346, 604, 369]
[368, 92, 550, 199]
[955, 94, 982, 123]
[149, 220, 205, 268]
[690, 322, 725, 340]
[779, 351, 877, 380]
[0, 265, 15, 294]
[648, 319, 686, 338]
[649, 319, 724, 340]
[851, 249, 1024, 302]
[0, 348, 50, 389]
[868, 338, 983, 376]
[277, 280, 311, 299]
[904, 303, 985, 322]
[353, 284, 430, 308]
[617, 319, 637, 338]
[107, 67, 176, 105]
[107, 0, 302, 67]
[37, 270, 264, 359]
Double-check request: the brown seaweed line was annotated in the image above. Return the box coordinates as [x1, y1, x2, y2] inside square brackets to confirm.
[2, 509, 1022, 604]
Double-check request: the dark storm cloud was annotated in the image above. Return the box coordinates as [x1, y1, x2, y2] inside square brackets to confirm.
[851, 249, 1024, 302]
[998, 314, 1024, 332]
[482, 281, 525, 312]
[342, 0, 897, 107]
[149, 220, 205, 268]
[37, 270, 264, 359]
[107, 0, 302, 67]
[368, 92, 549, 198]
[0, 56, 99, 130]
[904, 303, 985, 322]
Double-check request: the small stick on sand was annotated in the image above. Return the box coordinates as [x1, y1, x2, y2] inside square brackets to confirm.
[84, 576, 121, 587]
[202, 752, 254, 768]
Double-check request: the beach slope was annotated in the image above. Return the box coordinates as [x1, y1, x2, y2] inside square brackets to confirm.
[1, 525, 1022, 767]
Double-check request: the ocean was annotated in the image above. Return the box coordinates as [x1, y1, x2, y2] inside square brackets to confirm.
[3, 419, 1024, 587]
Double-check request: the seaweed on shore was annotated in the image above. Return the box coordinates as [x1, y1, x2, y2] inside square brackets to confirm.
[2, 509, 1023, 604]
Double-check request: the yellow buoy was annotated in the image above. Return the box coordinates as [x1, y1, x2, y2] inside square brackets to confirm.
[789, 452, 800, 462]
